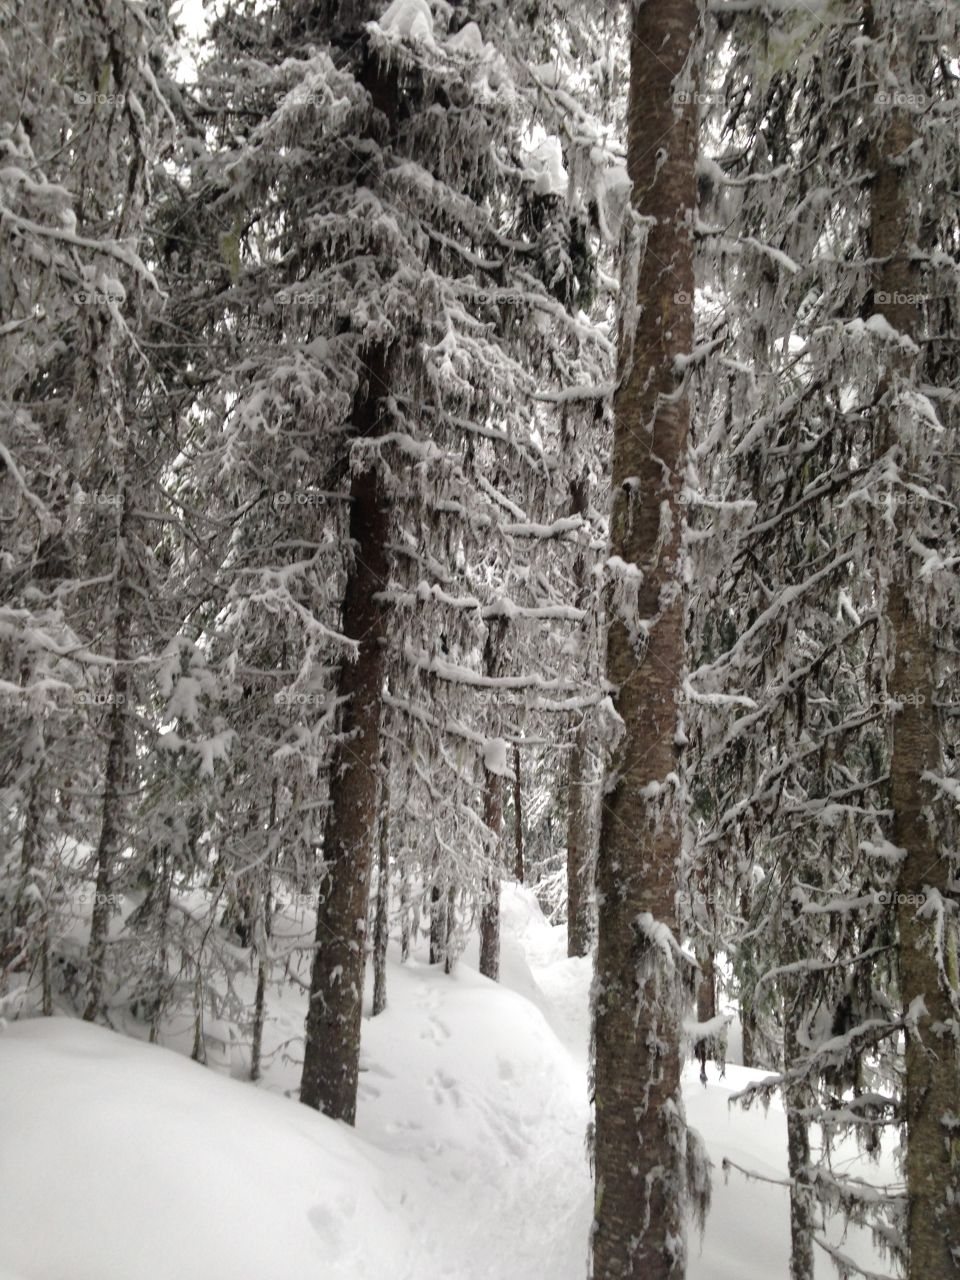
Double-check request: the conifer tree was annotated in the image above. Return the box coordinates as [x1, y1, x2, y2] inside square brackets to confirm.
[591, 0, 703, 1275]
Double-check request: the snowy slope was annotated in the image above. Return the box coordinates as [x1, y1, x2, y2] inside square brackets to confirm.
[0, 885, 895, 1280]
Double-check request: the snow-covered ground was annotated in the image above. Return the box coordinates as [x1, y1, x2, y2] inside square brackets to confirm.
[0, 885, 895, 1279]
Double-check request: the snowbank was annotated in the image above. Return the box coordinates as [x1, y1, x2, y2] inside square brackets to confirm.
[0, 1018, 419, 1280]
[0, 883, 896, 1280]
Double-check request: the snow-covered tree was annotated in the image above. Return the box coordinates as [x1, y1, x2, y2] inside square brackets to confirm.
[590, 0, 706, 1276]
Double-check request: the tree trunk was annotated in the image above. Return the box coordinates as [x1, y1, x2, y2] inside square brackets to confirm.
[3, 767, 44, 978]
[591, 0, 699, 1275]
[566, 717, 593, 957]
[83, 514, 134, 1023]
[443, 880, 456, 976]
[300, 345, 391, 1124]
[14, 768, 43, 938]
[784, 1108, 815, 1280]
[429, 845, 446, 966]
[783, 999, 815, 1280]
[251, 820, 276, 1082]
[694, 946, 716, 1082]
[739, 993, 758, 1069]
[251, 717, 281, 1080]
[478, 763, 502, 981]
[479, 620, 506, 981]
[566, 474, 595, 957]
[867, 19, 960, 1272]
[372, 772, 390, 1016]
[512, 744, 523, 884]
[891, 583, 960, 1278]
[400, 864, 411, 963]
[737, 888, 759, 1067]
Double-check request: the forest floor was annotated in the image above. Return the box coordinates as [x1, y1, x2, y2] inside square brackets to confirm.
[0, 885, 895, 1279]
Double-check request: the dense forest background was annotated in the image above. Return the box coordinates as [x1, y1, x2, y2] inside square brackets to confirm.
[1, 0, 959, 1277]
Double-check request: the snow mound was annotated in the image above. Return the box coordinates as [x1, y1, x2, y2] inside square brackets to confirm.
[446, 21, 491, 58]
[377, 0, 433, 42]
[0, 881, 897, 1280]
[0, 1018, 419, 1280]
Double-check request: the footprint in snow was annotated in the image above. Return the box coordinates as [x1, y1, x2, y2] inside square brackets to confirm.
[430, 1068, 463, 1107]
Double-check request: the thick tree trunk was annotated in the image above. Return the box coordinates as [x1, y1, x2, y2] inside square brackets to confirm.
[512, 744, 523, 884]
[298, 12, 403, 1122]
[890, 584, 960, 1277]
[867, 29, 960, 1274]
[300, 345, 391, 1124]
[591, 1, 699, 1275]
[372, 772, 390, 1016]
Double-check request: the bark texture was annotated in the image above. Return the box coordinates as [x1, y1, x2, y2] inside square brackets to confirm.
[443, 880, 457, 976]
[591, 1, 699, 1275]
[429, 845, 446, 967]
[512, 744, 523, 884]
[251, 796, 277, 1082]
[83, 504, 134, 1023]
[868, 47, 960, 1276]
[478, 766, 503, 981]
[693, 946, 716, 1082]
[890, 582, 960, 1278]
[372, 772, 390, 1016]
[566, 718, 593, 957]
[783, 999, 815, 1280]
[566, 476, 594, 958]
[479, 621, 505, 981]
[300, 345, 391, 1123]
